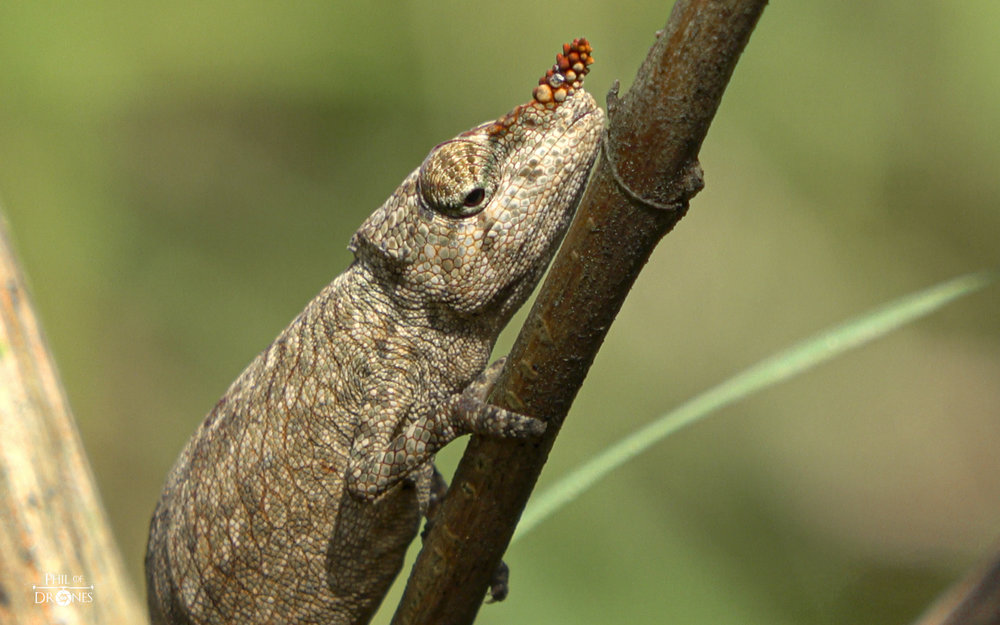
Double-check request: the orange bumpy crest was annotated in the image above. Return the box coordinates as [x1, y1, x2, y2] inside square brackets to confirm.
[489, 38, 595, 136]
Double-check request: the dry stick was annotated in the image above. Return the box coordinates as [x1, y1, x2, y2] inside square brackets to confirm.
[390, 2, 768, 624]
[911, 549, 1000, 625]
[0, 208, 147, 625]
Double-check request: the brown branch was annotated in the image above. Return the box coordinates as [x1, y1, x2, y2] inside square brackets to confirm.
[911, 547, 1000, 625]
[0, 207, 147, 625]
[390, 2, 768, 624]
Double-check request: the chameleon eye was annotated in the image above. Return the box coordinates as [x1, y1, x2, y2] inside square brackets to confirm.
[418, 140, 496, 218]
[463, 188, 485, 208]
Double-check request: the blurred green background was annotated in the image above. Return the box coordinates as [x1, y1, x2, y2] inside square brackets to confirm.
[2, 1, 999, 623]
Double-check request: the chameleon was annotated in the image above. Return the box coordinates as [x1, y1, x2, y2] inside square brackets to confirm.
[145, 38, 604, 625]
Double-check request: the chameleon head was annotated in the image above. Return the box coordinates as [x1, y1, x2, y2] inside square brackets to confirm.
[350, 39, 605, 319]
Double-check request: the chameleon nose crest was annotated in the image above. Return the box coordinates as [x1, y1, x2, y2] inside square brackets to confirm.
[489, 38, 597, 137]
[532, 37, 595, 107]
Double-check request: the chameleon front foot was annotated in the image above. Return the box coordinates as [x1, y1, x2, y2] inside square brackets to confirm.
[346, 365, 545, 501]
[455, 356, 546, 438]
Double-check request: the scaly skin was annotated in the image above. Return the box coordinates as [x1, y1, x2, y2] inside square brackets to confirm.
[146, 39, 604, 625]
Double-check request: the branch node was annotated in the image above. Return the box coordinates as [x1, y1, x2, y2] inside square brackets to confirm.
[600, 134, 702, 213]
[605, 79, 621, 115]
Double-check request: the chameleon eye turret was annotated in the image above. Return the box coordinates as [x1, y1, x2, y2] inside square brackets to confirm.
[417, 140, 497, 218]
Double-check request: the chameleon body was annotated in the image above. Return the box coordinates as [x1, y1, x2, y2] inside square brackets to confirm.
[145, 39, 603, 625]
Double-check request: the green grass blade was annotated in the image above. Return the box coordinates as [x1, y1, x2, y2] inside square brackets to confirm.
[513, 269, 997, 543]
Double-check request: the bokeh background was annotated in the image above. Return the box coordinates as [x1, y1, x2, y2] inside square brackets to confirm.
[2, 2, 999, 623]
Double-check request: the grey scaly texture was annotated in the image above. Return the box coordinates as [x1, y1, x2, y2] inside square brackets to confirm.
[145, 38, 604, 625]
